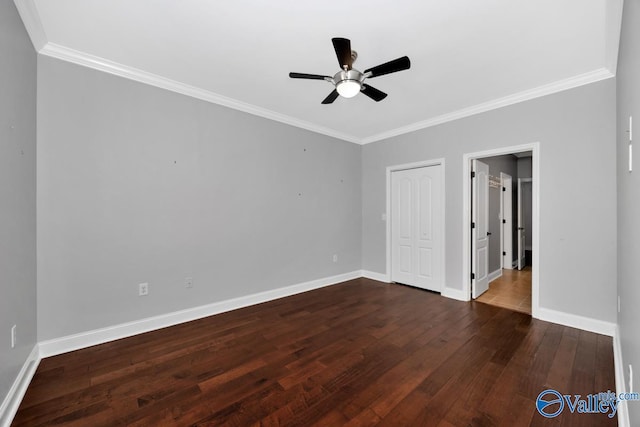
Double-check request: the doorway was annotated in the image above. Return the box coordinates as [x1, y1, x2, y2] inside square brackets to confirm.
[386, 159, 445, 293]
[462, 144, 539, 317]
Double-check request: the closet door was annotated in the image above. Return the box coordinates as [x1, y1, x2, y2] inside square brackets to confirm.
[391, 165, 443, 292]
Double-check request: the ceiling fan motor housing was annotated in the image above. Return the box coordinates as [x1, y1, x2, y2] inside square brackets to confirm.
[334, 69, 364, 85]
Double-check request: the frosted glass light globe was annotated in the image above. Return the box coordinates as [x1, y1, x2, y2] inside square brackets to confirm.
[336, 80, 361, 98]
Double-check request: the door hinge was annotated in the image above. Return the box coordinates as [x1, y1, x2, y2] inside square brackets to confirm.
[471, 273, 475, 280]
[471, 222, 476, 229]
[502, 219, 506, 224]
[471, 171, 476, 178]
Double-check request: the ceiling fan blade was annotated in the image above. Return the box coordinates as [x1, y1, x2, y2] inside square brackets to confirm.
[321, 89, 340, 104]
[332, 37, 353, 70]
[364, 56, 411, 78]
[361, 84, 388, 102]
[289, 72, 330, 80]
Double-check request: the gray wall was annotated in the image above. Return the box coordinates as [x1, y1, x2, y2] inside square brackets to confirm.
[362, 78, 617, 323]
[0, 0, 37, 416]
[37, 56, 362, 341]
[479, 155, 518, 273]
[617, 0, 640, 423]
[517, 156, 532, 178]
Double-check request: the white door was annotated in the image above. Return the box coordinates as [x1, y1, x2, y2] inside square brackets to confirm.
[391, 165, 443, 292]
[501, 173, 513, 270]
[517, 178, 527, 270]
[471, 160, 489, 298]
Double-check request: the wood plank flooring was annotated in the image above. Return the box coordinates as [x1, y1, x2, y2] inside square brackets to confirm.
[476, 268, 532, 314]
[13, 278, 616, 426]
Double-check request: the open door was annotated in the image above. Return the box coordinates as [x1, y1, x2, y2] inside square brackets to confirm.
[517, 178, 533, 270]
[500, 173, 513, 270]
[471, 159, 489, 298]
[517, 178, 526, 270]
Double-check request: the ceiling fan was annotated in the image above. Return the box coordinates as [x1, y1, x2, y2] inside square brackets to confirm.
[289, 37, 411, 104]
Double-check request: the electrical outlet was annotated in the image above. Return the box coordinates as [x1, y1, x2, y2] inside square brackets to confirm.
[185, 277, 193, 288]
[11, 325, 16, 349]
[332, 254, 338, 263]
[139, 282, 149, 296]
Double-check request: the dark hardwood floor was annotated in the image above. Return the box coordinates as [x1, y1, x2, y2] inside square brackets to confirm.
[13, 278, 616, 426]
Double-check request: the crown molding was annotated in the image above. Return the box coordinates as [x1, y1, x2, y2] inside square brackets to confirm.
[35, 44, 616, 147]
[604, 0, 624, 75]
[16, 0, 618, 146]
[38, 42, 362, 145]
[360, 67, 615, 144]
[13, 0, 47, 51]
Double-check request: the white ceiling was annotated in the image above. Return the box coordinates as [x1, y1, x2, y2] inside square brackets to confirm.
[15, 0, 622, 144]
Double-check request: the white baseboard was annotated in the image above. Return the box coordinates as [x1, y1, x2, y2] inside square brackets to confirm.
[613, 325, 630, 427]
[488, 268, 503, 283]
[361, 270, 390, 283]
[0, 345, 41, 427]
[536, 307, 616, 337]
[39, 270, 361, 358]
[2, 275, 625, 427]
[442, 286, 469, 302]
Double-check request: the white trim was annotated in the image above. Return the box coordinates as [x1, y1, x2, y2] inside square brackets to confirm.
[361, 270, 390, 283]
[38, 43, 362, 145]
[536, 307, 616, 337]
[605, 0, 624, 76]
[0, 345, 41, 427]
[499, 173, 504, 270]
[385, 159, 446, 292]
[488, 268, 502, 283]
[360, 69, 614, 144]
[462, 142, 540, 316]
[38, 270, 361, 358]
[12, 0, 616, 146]
[614, 325, 631, 427]
[12, 0, 47, 51]
[30, 45, 610, 148]
[441, 286, 468, 302]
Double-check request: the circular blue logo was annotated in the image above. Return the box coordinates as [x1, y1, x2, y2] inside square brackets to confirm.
[536, 389, 565, 418]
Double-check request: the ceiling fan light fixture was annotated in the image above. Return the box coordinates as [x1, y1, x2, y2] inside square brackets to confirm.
[336, 80, 361, 98]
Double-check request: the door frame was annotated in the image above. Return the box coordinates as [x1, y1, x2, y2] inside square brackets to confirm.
[461, 143, 539, 318]
[386, 158, 446, 287]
